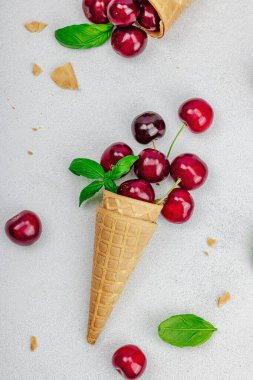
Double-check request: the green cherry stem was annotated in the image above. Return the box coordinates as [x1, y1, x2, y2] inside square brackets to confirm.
[167, 123, 188, 158]
[152, 139, 157, 150]
[155, 178, 182, 205]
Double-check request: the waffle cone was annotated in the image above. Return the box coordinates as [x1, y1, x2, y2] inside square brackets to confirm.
[136, 0, 192, 38]
[87, 192, 162, 344]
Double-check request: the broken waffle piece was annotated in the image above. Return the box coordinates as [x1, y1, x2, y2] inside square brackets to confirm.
[25, 21, 48, 33]
[218, 292, 231, 307]
[30, 336, 38, 351]
[207, 237, 217, 248]
[51, 63, 78, 90]
[32, 64, 43, 77]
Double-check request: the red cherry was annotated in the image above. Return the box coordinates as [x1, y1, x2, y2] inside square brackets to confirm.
[118, 179, 155, 203]
[134, 148, 170, 183]
[107, 0, 140, 26]
[5, 210, 42, 246]
[161, 189, 194, 224]
[170, 153, 208, 190]
[179, 98, 214, 133]
[111, 26, 148, 58]
[131, 111, 166, 144]
[100, 142, 133, 172]
[82, 0, 110, 24]
[112, 345, 147, 379]
[137, 0, 160, 31]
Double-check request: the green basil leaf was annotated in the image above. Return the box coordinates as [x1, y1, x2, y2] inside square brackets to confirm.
[104, 179, 118, 193]
[55, 23, 113, 49]
[79, 181, 104, 206]
[110, 155, 139, 180]
[69, 158, 105, 179]
[158, 314, 217, 348]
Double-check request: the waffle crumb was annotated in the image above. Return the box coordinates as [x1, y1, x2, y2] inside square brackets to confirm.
[27, 150, 34, 156]
[218, 292, 231, 307]
[25, 21, 48, 33]
[32, 64, 43, 77]
[51, 63, 78, 90]
[207, 237, 216, 247]
[11, 105, 16, 110]
[204, 251, 209, 256]
[30, 336, 38, 351]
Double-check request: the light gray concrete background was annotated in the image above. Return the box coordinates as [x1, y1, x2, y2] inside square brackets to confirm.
[1, 0, 253, 379]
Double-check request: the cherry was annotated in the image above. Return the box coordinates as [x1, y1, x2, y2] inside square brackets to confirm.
[118, 179, 155, 203]
[112, 344, 147, 379]
[170, 153, 208, 190]
[111, 26, 148, 58]
[82, 0, 110, 24]
[131, 112, 166, 144]
[179, 98, 214, 133]
[161, 189, 194, 224]
[100, 142, 133, 172]
[107, 0, 140, 26]
[137, 0, 160, 31]
[134, 148, 170, 183]
[5, 210, 42, 246]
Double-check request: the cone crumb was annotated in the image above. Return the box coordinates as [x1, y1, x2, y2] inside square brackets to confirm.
[27, 150, 34, 156]
[218, 292, 231, 307]
[30, 336, 38, 351]
[204, 251, 209, 256]
[51, 63, 78, 90]
[32, 128, 39, 132]
[25, 21, 48, 33]
[207, 237, 217, 247]
[32, 64, 43, 77]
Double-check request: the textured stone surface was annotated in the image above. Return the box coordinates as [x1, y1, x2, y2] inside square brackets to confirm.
[0, 0, 253, 379]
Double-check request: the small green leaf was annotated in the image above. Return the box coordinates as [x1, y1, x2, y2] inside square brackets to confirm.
[69, 158, 105, 179]
[158, 314, 217, 348]
[55, 23, 113, 49]
[79, 181, 104, 206]
[104, 179, 118, 193]
[110, 155, 139, 180]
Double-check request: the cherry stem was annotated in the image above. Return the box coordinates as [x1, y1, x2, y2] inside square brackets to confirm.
[152, 139, 157, 150]
[155, 178, 182, 205]
[167, 123, 188, 158]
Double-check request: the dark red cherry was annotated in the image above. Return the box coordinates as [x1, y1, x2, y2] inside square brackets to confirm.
[170, 153, 208, 190]
[131, 112, 166, 144]
[179, 98, 214, 133]
[82, 0, 110, 24]
[112, 344, 147, 379]
[118, 179, 155, 203]
[137, 0, 160, 31]
[100, 142, 133, 172]
[5, 210, 42, 246]
[107, 0, 140, 26]
[134, 148, 170, 183]
[161, 189, 194, 224]
[111, 26, 148, 58]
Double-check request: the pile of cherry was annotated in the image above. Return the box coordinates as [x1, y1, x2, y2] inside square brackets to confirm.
[101, 97, 214, 224]
[83, 0, 160, 57]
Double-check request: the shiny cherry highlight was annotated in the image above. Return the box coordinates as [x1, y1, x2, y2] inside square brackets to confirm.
[161, 189, 194, 224]
[132, 111, 166, 144]
[112, 344, 147, 379]
[134, 148, 170, 183]
[118, 179, 155, 203]
[107, 0, 140, 26]
[5, 210, 42, 246]
[100, 142, 133, 172]
[111, 26, 148, 58]
[179, 98, 214, 133]
[170, 153, 208, 190]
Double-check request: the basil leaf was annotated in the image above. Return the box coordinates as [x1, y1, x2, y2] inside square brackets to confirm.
[79, 181, 104, 206]
[110, 155, 139, 180]
[158, 314, 217, 348]
[69, 158, 105, 179]
[104, 179, 118, 193]
[55, 23, 113, 49]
